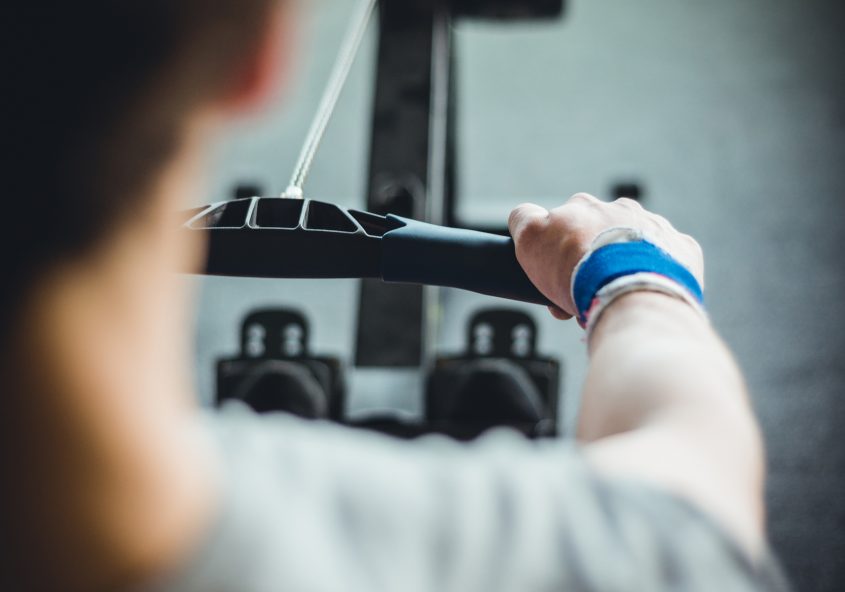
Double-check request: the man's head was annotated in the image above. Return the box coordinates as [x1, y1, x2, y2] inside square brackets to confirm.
[2, 9, 292, 584]
[5, 1, 289, 334]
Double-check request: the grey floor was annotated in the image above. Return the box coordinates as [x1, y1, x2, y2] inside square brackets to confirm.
[194, 0, 845, 589]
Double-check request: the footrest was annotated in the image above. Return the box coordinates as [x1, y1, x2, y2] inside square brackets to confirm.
[216, 308, 345, 420]
[425, 308, 562, 439]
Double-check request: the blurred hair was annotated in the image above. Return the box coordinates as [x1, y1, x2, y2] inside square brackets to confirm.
[3, 1, 275, 338]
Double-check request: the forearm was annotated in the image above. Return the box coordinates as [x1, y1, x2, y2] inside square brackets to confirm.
[509, 195, 767, 554]
[579, 292, 751, 440]
[578, 292, 765, 552]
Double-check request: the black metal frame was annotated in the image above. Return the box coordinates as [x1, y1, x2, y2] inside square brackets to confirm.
[355, 0, 563, 367]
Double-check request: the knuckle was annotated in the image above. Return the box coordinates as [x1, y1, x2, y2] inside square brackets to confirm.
[509, 202, 532, 219]
[509, 205, 548, 243]
[568, 192, 598, 205]
[518, 214, 548, 239]
[615, 197, 642, 209]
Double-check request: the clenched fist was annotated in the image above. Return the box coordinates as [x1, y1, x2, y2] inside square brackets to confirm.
[508, 193, 704, 320]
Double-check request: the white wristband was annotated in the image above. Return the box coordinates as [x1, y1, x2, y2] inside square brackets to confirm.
[583, 271, 709, 342]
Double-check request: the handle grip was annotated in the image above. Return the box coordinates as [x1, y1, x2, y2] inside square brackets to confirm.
[381, 216, 552, 306]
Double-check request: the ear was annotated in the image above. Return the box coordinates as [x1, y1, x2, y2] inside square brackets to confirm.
[219, 3, 296, 114]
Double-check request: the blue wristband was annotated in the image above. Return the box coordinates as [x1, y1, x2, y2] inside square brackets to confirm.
[572, 240, 704, 325]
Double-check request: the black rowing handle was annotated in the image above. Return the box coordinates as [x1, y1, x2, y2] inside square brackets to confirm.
[181, 197, 552, 307]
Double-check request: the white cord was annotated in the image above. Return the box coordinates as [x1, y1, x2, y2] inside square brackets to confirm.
[282, 0, 377, 199]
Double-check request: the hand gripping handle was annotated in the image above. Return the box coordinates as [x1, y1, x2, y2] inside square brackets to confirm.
[381, 215, 552, 306]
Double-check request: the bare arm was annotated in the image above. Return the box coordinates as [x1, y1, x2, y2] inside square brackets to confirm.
[581, 292, 764, 553]
[509, 194, 765, 556]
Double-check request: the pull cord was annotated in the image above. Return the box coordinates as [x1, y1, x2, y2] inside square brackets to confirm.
[282, 0, 377, 199]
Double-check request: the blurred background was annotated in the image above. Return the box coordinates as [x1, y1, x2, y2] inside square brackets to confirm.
[194, 0, 845, 589]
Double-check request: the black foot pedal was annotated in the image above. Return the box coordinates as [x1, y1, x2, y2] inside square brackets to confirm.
[426, 308, 561, 440]
[216, 308, 345, 420]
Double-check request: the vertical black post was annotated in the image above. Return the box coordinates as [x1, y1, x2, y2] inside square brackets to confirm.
[355, 0, 455, 367]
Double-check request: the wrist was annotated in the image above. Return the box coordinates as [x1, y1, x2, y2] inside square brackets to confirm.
[568, 228, 706, 338]
[582, 271, 708, 341]
[588, 290, 710, 352]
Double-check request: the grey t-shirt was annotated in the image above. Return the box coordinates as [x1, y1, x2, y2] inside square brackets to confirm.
[148, 404, 789, 592]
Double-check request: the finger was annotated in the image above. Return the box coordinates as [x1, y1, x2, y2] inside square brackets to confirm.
[547, 305, 573, 321]
[614, 196, 642, 209]
[567, 192, 601, 205]
[508, 203, 549, 238]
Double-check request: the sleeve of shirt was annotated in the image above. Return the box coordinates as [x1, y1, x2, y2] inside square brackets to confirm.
[145, 403, 790, 592]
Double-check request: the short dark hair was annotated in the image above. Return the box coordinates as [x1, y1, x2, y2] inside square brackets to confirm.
[4, 1, 275, 335]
